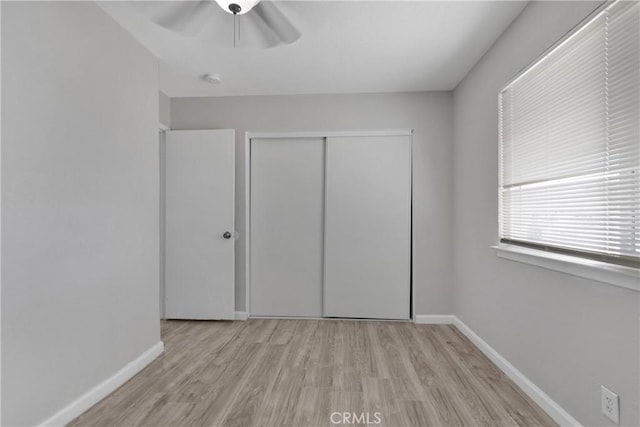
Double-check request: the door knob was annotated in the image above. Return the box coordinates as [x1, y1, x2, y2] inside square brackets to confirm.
[223, 232, 232, 239]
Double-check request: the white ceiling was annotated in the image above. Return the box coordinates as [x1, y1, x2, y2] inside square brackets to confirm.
[98, 1, 527, 97]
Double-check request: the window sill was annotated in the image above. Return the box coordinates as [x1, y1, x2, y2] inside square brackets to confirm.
[492, 244, 639, 292]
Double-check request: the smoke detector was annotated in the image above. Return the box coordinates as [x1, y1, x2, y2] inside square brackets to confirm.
[203, 74, 222, 84]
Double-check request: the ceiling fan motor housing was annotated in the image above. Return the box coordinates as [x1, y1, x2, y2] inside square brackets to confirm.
[215, 0, 259, 15]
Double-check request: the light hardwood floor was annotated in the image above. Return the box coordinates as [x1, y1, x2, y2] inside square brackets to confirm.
[70, 319, 556, 427]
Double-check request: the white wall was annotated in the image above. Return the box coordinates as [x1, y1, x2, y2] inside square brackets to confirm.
[452, 2, 639, 426]
[2, 2, 161, 425]
[171, 92, 453, 315]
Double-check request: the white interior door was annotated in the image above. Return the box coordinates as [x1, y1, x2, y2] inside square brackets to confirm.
[250, 137, 324, 317]
[165, 129, 235, 320]
[323, 135, 411, 320]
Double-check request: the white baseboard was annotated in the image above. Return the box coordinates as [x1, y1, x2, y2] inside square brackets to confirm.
[38, 341, 164, 427]
[414, 314, 455, 324]
[234, 311, 248, 321]
[452, 317, 582, 427]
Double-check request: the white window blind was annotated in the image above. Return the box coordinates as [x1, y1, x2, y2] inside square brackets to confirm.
[499, 0, 639, 267]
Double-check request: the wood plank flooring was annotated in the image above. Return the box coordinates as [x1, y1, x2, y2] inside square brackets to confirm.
[69, 319, 556, 427]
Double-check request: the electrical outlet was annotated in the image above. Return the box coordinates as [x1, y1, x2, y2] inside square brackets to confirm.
[601, 385, 620, 424]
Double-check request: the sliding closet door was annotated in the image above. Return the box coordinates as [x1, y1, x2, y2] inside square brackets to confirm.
[324, 135, 411, 320]
[250, 137, 324, 317]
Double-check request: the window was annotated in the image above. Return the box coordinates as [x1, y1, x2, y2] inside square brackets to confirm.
[499, 0, 639, 268]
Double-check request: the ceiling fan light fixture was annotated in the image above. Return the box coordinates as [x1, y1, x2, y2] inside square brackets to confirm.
[214, 0, 260, 15]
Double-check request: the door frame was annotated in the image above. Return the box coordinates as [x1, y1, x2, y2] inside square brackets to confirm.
[159, 123, 169, 320]
[244, 130, 414, 321]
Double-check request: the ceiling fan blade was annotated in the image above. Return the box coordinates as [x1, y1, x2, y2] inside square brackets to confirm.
[250, 1, 301, 46]
[145, 1, 217, 36]
[134, 0, 301, 48]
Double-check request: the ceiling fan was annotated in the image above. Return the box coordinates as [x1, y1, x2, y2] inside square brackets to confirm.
[138, 0, 301, 48]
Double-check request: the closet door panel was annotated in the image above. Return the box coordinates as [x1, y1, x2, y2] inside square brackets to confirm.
[250, 138, 324, 317]
[323, 135, 411, 320]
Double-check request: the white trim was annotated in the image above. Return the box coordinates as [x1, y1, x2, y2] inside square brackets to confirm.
[247, 130, 412, 140]
[414, 315, 455, 324]
[244, 133, 251, 317]
[249, 315, 408, 322]
[410, 135, 415, 321]
[452, 317, 582, 427]
[0, 4, 3, 424]
[234, 311, 249, 321]
[38, 342, 164, 427]
[158, 122, 170, 131]
[493, 244, 639, 292]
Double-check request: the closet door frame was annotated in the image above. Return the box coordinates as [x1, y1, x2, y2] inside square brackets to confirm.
[244, 130, 414, 320]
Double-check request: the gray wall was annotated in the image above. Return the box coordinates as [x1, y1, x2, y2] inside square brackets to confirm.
[171, 92, 453, 315]
[452, 2, 639, 426]
[159, 91, 171, 128]
[2, 2, 160, 425]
